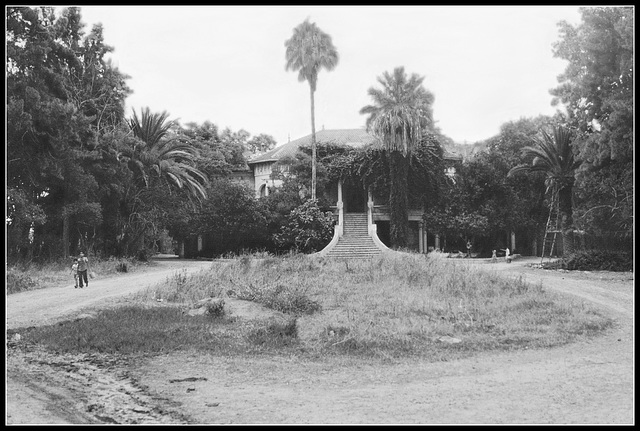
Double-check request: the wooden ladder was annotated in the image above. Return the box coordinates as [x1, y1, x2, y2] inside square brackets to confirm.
[541, 188, 560, 264]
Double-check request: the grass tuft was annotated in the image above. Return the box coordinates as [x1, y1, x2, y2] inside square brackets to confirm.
[16, 251, 614, 362]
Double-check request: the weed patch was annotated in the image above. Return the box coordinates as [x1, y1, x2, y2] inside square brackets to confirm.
[19, 252, 614, 362]
[18, 305, 304, 357]
[247, 318, 298, 347]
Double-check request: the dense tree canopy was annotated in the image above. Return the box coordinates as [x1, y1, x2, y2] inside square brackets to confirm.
[550, 6, 633, 239]
[7, 6, 631, 263]
[7, 6, 131, 259]
[6, 6, 280, 262]
[509, 125, 581, 255]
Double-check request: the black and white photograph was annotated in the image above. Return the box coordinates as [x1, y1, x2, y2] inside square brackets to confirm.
[6, 5, 633, 425]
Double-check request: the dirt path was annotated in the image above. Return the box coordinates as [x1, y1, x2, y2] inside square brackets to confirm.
[5, 256, 214, 424]
[5, 256, 635, 424]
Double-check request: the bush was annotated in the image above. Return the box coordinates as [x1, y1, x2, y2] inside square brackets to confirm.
[247, 318, 298, 347]
[205, 299, 226, 318]
[564, 250, 633, 272]
[273, 199, 335, 253]
[6, 270, 39, 294]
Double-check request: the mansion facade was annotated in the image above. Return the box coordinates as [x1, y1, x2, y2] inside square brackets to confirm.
[247, 128, 463, 254]
[181, 128, 528, 257]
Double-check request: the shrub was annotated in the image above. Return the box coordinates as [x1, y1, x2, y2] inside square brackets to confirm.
[247, 318, 298, 347]
[564, 250, 633, 271]
[273, 199, 335, 253]
[6, 270, 39, 294]
[205, 299, 226, 318]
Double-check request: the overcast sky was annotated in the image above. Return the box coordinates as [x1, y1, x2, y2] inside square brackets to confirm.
[75, 5, 583, 146]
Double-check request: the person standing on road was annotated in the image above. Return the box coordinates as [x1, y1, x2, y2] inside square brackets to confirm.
[466, 241, 472, 258]
[71, 259, 79, 288]
[504, 247, 511, 263]
[77, 252, 90, 288]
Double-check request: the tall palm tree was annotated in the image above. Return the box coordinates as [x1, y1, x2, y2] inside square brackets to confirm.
[123, 107, 208, 203]
[360, 67, 435, 248]
[285, 18, 339, 201]
[508, 125, 581, 255]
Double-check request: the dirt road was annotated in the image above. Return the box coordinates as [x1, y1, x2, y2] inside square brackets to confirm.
[6, 256, 214, 424]
[5, 256, 634, 424]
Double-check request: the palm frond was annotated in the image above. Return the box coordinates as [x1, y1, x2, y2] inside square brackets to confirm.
[509, 125, 579, 187]
[285, 18, 339, 91]
[361, 67, 433, 156]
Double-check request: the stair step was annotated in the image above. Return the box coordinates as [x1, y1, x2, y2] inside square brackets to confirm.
[321, 213, 385, 259]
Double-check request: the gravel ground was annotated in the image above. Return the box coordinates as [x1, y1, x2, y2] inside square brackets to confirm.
[5, 256, 634, 425]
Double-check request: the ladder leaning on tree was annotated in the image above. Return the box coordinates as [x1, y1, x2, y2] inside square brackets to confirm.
[541, 186, 560, 264]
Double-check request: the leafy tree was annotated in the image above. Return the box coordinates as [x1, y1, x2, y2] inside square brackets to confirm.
[6, 188, 47, 261]
[274, 199, 335, 253]
[247, 133, 277, 154]
[550, 7, 633, 239]
[508, 125, 581, 255]
[423, 117, 552, 256]
[218, 128, 251, 169]
[360, 67, 435, 248]
[285, 18, 339, 200]
[273, 141, 357, 206]
[187, 179, 271, 256]
[6, 6, 131, 259]
[179, 121, 229, 177]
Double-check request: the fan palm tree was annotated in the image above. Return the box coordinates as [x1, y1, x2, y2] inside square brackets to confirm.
[360, 67, 435, 248]
[285, 18, 339, 200]
[508, 125, 581, 255]
[122, 107, 207, 203]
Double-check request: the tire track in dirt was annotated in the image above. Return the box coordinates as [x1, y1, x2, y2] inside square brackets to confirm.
[6, 257, 214, 425]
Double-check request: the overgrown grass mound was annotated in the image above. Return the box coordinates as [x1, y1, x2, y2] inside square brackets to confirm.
[16, 251, 613, 361]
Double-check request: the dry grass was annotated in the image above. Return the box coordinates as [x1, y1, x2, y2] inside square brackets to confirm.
[18, 251, 613, 362]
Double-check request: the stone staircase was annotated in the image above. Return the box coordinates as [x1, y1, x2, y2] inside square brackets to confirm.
[324, 213, 384, 259]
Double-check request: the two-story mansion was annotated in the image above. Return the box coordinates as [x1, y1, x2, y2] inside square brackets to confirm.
[246, 128, 463, 254]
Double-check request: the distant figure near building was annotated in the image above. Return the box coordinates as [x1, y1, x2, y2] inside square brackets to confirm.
[466, 241, 472, 258]
[504, 247, 511, 263]
[77, 252, 90, 288]
[71, 259, 79, 288]
[491, 250, 497, 263]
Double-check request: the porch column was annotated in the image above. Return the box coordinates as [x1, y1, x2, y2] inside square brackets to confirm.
[367, 187, 374, 227]
[337, 180, 344, 236]
[424, 227, 428, 253]
[418, 222, 424, 253]
[435, 234, 441, 251]
[510, 231, 516, 252]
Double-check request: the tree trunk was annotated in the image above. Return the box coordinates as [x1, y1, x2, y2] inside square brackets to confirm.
[62, 209, 70, 259]
[389, 150, 409, 248]
[309, 85, 317, 201]
[558, 183, 574, 256]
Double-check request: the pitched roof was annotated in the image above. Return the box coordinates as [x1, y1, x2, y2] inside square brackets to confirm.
[247, 128, 461, 164]
[247, 129, 377, 165]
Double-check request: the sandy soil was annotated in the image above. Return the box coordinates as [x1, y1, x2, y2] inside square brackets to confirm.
[5, 255, 634, 425]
